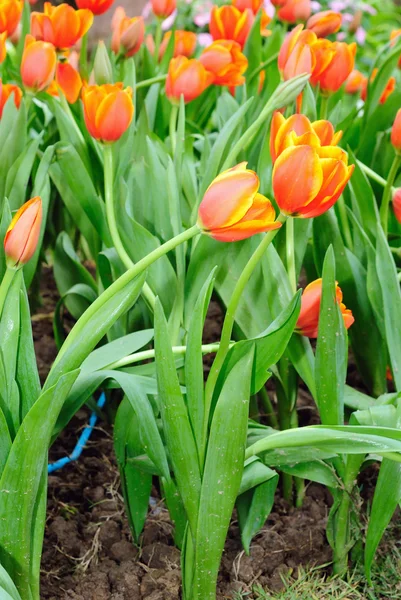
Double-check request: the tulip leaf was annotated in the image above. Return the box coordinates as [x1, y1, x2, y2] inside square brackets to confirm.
[5, 137, 41, 212]
[0, 102, 27, 205]
[363, 38, 401, 121]
[81, 329, 154, 373]
[244, 10, 262, 98]
[0, 562, 21, 600]
[347, 148, 379, 242]
[53, 283, 98, 349]
[0, 200, 12, 280]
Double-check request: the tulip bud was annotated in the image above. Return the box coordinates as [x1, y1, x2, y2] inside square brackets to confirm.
[0, 79, 22, 117]
[345, 69, 365, 94]
[199, 40, 248, 87]
[93, 41, 113, 84]
[392, 110, 401, 154]
[393, 188, 401, 224]
[82, 83, 134, 142]
[209, 5, 254, 49]
[111, 7, 144, 58]
[306, 11, 342, 37]
[0, 31, 6, 63]
[296, 278, 354, 338]
[21, 34, 57, 92]
[0, 0, 23, 36]
[151, 0, 176, 18]
[159, 30, 197, 60]
[4, 197, 42, 268]
[31, 2, 93, 50]
[76, 0, 115, 16]
[198, 163, 281, 242]
[277, 0, 311, 24]
[233, 0, 264, 11]
[166, 56, 214, 105]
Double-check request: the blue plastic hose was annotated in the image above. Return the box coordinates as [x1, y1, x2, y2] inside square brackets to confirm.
[48, 393, 106, 474]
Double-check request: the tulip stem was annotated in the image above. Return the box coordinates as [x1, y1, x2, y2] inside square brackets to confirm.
[169, 104, 178, 156]
[286, 217, 297, 293]
[356, 161, 387, 188]
[103, 144, 156, 310]
[136, 74, 167, 89]
[0, 267, 16, 318]
[154, 18, 163, 61]
[336, 196, 353, 249]
[202, 215, 287, 466]
[79, 32, 89, 81]
[248, 52, 279, 82]
[380, 154, 401, 236]
[319, 94, 329, 120]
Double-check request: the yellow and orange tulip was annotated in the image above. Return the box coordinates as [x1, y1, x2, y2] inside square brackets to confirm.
[361, 68, 395, 105]
[0, 79, 22, 117]
[4, 197, 42, 268]
[209, 5, 254, 49]
[391, 109, 401, 153]
[0, 0, 22, 36]
[277, 0, 311, 24]
[76, 0, 114, 16]
[278, 25, 316, 77]
[82, 83, 134, 142]
[296, 278, 354, 338]
[159, 30, 197, 59]
[306, 10, 342, 37]
[199, 40, 248, 87]
[111, 8, 144, 57]
[21, 34, 57, 92]
[233, 0, 264, 10]
[31, 2, 93, 49]
[166, 56, 214, 104]
[151, 0, 176, 18]
[56, 61, 82, 103]
[198, 163, 281, 242]
[313, 41, 356, 93]
[393, 188, 401, 224]
[345, 69, 365, 94]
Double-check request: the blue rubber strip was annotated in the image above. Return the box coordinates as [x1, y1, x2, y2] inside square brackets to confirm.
[48, 393, 106, 474]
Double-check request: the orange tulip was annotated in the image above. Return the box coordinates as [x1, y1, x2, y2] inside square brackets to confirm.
[272, 116, 353, 218]
[306, 10, 342, 37]
[76, 0, 114, 16]
[0, 31, 5, 63]
[361, 68, 395, 105]
[159, 30, 197, 59]
[345, 69, 365, 94]
[199, 40, 248, 87]
[393, 188, 401, 224]
[313, 41, 356, 93]
[4, 197, 42, 268]
[0, 0, 22, 36]
[31, 2, 93, 50]
[151, 0, 176, 18]
[296, 278, 354, 338]
[111, 7, 144, 57]
[209, 5, 254, 49]
[166, 56, 214, 104]
[82, 83, 134, 142]
[233, 0, 264, 10]
[56, 62, 82, 103]
[270, 112, 342, 163]
[0, 79, 22, 117]
[391, 109, 401, 153]
[198, 163, 281, 242]
[21, 34, 57, 92]
[278, 25, 316, 76]
[277, 0, 311, 24]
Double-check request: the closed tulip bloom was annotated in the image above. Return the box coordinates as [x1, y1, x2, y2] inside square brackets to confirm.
[0, 31, 6, 63]
[314, 41, 356, 93]
[199, 40, 248, 87]
[21, 34, 57, 92]
[277, 0, 311, 24]
[82, 83, 134, 142]
[345, 69, 365, 94]
[31, 3, 93, 49]
[76, 0, 114, 16]
[56, 62, 82, 103]
[0, 0, 22, 35]
[361, 68, 395, 104]
[198, 163, 281, 242]
[0, 79, 22, 117]
[233, 0, 264, 11]
[391, 109, 401, 153]
[159, 30, 197, 59]
[111, 8, 144, 57]
[393, 189, 401, 224]
[307, 11, 342, 37]
[278, 25, 316, 75]
[296, 278, 354, 338]
[166, 56, 214, 104]
[4, 197, 42, 268]
[210, 5, 254, 49]
[272, 128, 354, 218]
[151, 0, 176, 18]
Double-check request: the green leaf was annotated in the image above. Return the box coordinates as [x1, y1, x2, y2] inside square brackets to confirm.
[315, 246, 347, 425]
[0, 200, 12, 281]
[363, 38, 401, 121]
[81, 329, 154, 372]
[5, 137, 41, 212]
[347, 148, 379, 242]
[162, 477, 187, 549]
[0, 562, 21, 600]
[244, 11, 262, 98]
[53, 283, 98, 348]
[0, 103, 27, 204]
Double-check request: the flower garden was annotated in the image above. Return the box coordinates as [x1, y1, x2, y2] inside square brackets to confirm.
[1, 0, 401, 598]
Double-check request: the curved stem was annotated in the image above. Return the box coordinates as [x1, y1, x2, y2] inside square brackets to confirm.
[169, 104, 178, 157]
[136, 74, 167, 89]
[380, 154, 401, 236]
[202, 215, 287, 463]
[286, 217, 296, 293]
[0, 267, 16, 317]
[103, 144, 156, 310]
[79, 32, 88, 80]
[356, 160, 387, 188]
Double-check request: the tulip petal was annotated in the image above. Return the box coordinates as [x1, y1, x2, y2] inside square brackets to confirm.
[95, 89, 134, 142]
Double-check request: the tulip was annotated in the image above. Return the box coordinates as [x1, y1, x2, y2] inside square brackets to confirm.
[0, 79, 22, 117]
[391, 109, 401, 153]
[345, 69, 365, 94]
[198, 163, 281, 242]
[199, 40, 248, 87]
[166, 56, 214, 104]
[296, 278, 354, 338]
[0, 31, 5, 63]
[278, 25, 316, 75]
[209, 5, 254, 49]
[361, 68, 395, 105]
[159, 30, 197, 59]
[111, 8, 144, 58]
[31, 2, 93, 50]
[21, 34, 57, 92]
[270, 112, 342, 163]
[272, 119, 354, 218]
[82, 83, 133, 143]
[393, 188, 401, 224]
[151, 0, 176, 18]
[76, 0, 114, 16]
[0, 0, 22, 36]
[4, 197, 42, 268]
[277, 0, 311, 24]
[56, 62, 82, 103]
[233, 0, 264, 11]
[306, 10, 342, 37]
[313, 41, 356, 93]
